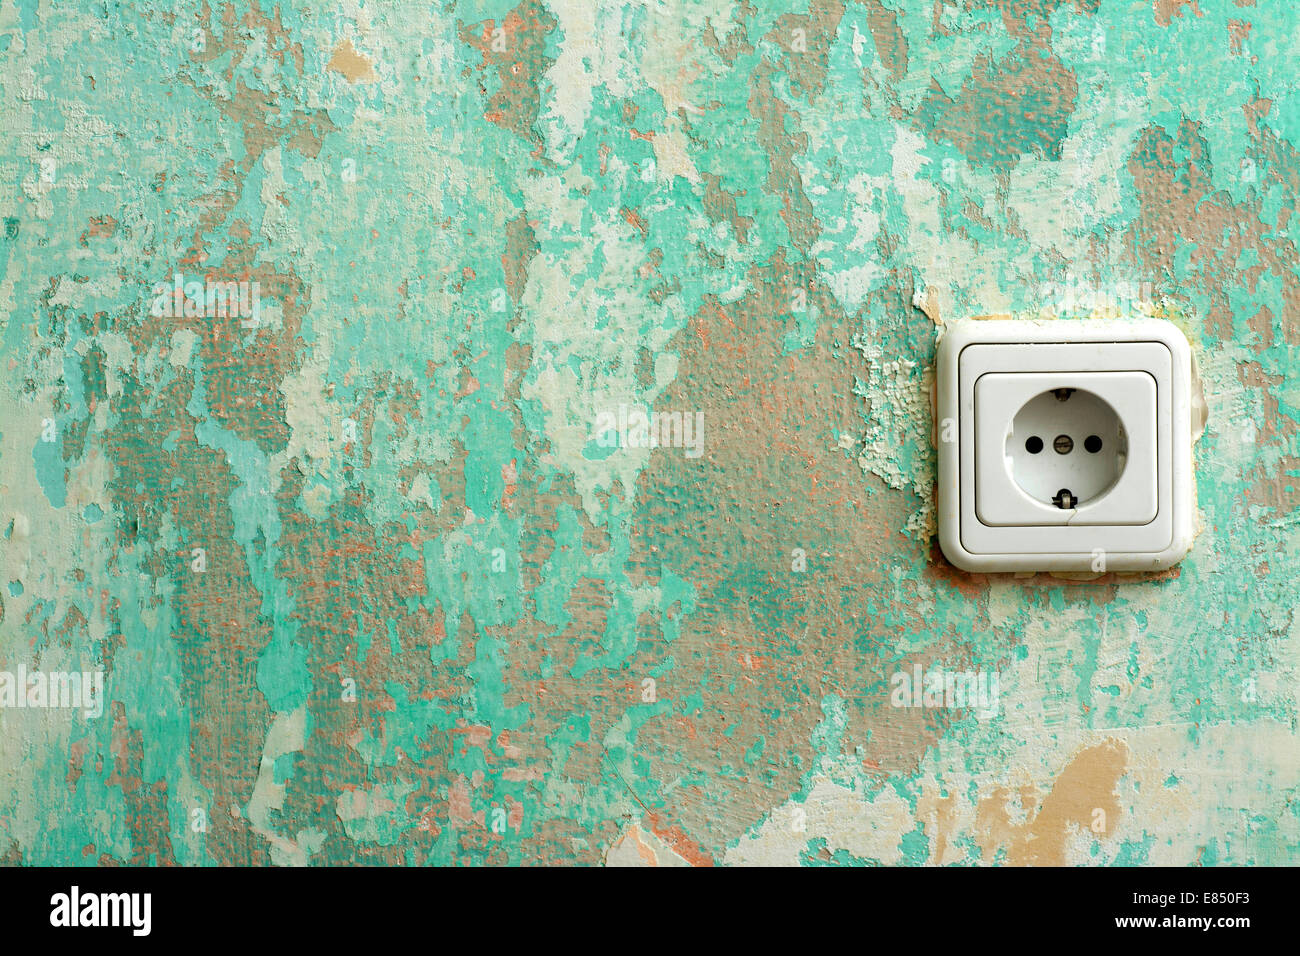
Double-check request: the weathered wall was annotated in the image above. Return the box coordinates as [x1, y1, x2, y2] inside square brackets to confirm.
[1, 0, 1297, 865]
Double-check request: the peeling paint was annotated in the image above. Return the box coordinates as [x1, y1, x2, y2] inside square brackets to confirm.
[1, 0, 1297, 867]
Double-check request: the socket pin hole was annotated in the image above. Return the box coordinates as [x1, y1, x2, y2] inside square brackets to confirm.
[1025, 436, 1044, 454]
[1084, 434, 1103, 453]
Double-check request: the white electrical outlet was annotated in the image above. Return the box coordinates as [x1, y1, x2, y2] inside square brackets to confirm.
[935, 318, 1197, 572]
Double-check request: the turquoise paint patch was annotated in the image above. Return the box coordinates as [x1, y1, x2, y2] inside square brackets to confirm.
[32, 434, 66, 508]
[582, 436, 618, 460]
[257, 635, 310, 713]
[15, 0, 37, 34]
[899, 824, 930, 865]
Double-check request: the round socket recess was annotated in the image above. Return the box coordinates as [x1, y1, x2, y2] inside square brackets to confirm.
[1008, 388, 1127, 507]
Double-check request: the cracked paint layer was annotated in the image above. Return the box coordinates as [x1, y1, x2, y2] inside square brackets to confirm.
[0, 1, 1297, 866]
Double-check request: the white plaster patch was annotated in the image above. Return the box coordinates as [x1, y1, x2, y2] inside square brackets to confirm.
[726, 777, 914, 865]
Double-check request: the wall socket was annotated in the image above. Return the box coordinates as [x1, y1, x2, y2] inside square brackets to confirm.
[935, 319, 1199, 573]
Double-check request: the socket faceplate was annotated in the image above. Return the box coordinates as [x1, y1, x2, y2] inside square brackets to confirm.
[935, 319, 1195, 573]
